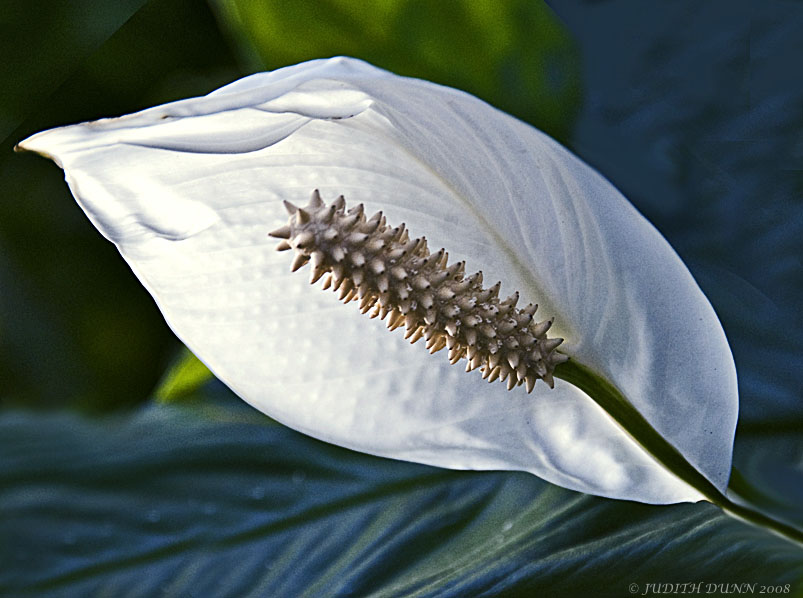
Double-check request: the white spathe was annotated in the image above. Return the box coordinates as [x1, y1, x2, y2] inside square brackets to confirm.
[19, 57, 738, 504]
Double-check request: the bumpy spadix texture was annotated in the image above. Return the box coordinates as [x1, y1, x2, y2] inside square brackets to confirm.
[272, 191, 568, 392]
[18, 57, 738, 505]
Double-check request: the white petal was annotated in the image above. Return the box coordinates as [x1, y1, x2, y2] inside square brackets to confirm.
[19, 57, 736, 503]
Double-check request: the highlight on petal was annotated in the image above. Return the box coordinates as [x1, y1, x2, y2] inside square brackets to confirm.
[18, 56, 737, 504]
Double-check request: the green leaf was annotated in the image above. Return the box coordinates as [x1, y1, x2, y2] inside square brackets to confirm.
[1, 387, 801, 598]
[154, 346, 213, 403]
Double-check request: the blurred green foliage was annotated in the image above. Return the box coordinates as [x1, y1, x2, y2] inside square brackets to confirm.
[213, 0, 580, 143]
[153, 347, 214, 404]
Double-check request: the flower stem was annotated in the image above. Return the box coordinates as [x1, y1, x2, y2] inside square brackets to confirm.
[553, 359, 803, 546]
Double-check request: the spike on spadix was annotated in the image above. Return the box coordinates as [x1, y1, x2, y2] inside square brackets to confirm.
[309, 189, 324, 209]
[269, 224, 292, 239]
[295, 208, 311, 225]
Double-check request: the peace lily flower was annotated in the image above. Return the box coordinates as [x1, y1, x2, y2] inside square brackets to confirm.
[18, 56, 740, 508]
